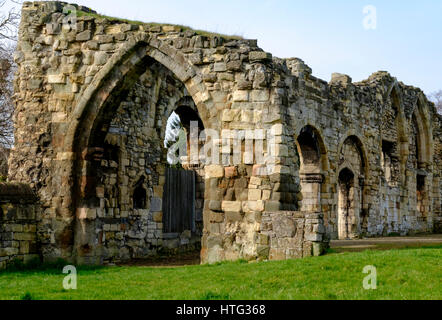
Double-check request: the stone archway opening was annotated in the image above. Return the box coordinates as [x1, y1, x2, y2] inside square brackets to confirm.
[409, 107, 431, 228]
[296, 126, 325, 213]
[133, 177, 147, 210]
[337, 136, 367, 239]
[416, 174, 427, 220]
[72, 55, 207, 265]
[162, 104, 205, 255]
[338, 168, 355, 240]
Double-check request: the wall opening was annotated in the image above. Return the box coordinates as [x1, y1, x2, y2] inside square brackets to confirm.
[416, 174, 427, 221]
[408, 113, 430, 225]
[296, 126, 324, 213]
[338, 168, 355, 240]
[297, 127, 320, 169]
[162, 106, 205, 237]
[133, 177, 147, 210]
[72, 56, 207, 264]
[382, 140, 399, 186]
[337, 136, 367, 239]
[381, 87, 408, 189]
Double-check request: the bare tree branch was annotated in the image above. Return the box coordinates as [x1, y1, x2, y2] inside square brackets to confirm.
[0, 40, 15, 149]
[428, 90, 442, 115]
[0, 0, 20, 41]
[0, 0, 22, 176]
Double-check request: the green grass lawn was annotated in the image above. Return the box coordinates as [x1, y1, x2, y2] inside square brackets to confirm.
[0, 246, 440, 300]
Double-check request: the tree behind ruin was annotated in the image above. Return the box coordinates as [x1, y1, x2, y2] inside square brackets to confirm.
[429, 90, 442, 115]
[0, 0, 20, 177]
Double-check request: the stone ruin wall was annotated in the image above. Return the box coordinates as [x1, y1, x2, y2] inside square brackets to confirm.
[0, 1, 440, 267]
[278, 62, 442, 238]
[432, 115, 442, 232]
[0, 184, 39, 269]
[74, 60, 205, 264]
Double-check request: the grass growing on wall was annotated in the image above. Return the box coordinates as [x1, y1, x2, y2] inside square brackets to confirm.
[75, 10, 244, 40]
[0, 246, 441, 300]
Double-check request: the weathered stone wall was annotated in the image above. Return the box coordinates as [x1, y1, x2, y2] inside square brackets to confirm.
[274, 61, 440, 239]
[432, 114, 442, 232]
[74, 60, 203, 264]
[260, 212, 326, 261]
[0, 183, 39, 269]
[9, 1, 310, 264]
[4, 1, 440, 266]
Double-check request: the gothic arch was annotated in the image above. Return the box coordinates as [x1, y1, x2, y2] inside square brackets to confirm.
[337, 131, 369, 178]
[60, 35, 217, 259]
[412, 94, 433, 167]
[64, 34, 215, 156]
[336, 135, 368, 239]
[337, 167, 356, 239]
[66, 35, 216, 207]
[295, 125, 328, 213]
[295, 124, 329, 174]
[132, 176, 148, 210]
[390, 83, 409, 144]
[382, 82, 409, 186]
[409, 94, 433, 224]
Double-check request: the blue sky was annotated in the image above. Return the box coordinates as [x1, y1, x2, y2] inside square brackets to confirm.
[22, 1, 442, 94]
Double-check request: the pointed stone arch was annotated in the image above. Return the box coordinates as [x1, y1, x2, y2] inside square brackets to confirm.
[412, 93, 433, 167]
[337, 167, 356, 239]
[65, 34, 215, 155]
[57, 35, 218, 261]
[294, 124, 329, 174]
[382, 82, 409, 186]
[337, 131, 369, 178]
[337, 134, 368, 239]
[409, 93, 434, 226]
[65, 35, 216, 205]
[295, 125, 328, 213]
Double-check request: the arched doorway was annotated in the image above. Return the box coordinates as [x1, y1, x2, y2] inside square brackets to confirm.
[296, 126, 326, 213]
[162, 104, 205, 247]
[381, 86, 408, 188]
[70, 52, 209, 264]
[338, 168, 355, 240]
[408, 96, 433, 231]
[337, 135, 367, 239]
[379, 84, 409, 234]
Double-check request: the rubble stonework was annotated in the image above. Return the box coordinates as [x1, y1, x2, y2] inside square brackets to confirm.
[0, 183, 39, 269]
[1, 1, 441, 266]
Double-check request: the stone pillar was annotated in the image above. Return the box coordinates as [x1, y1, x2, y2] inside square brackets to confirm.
[300, 173, 324, 213]
[304, 212, 328, 257]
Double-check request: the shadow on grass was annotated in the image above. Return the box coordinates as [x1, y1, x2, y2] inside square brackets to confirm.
[396, 244, 442, 250]
[329, 243, 442, 254]
[1, 257, 106, 275]
[3, 244, 441, 275]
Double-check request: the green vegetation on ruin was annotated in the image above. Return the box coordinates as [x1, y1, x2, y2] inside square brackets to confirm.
[0, 246, 440, 300]
[75, 10, 244, 40]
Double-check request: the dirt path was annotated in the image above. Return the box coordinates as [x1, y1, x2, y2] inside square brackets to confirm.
[330, 234, 442, 253]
